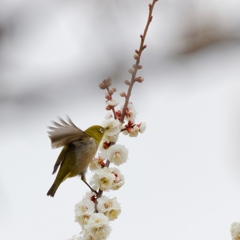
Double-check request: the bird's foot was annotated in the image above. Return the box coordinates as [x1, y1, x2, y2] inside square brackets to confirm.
[83, 181, 98, 195]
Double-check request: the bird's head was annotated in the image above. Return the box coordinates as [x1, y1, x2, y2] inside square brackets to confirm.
[84, 125, 106, 144]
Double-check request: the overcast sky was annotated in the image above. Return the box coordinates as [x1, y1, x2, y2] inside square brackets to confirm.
[1, 0, 240, 239]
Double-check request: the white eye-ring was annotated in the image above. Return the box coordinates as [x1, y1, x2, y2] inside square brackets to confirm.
[99, 128, 104, 133]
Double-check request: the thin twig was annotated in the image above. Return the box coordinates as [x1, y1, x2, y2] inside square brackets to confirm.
[96, 0, 158, 205]
[120, 0, 158, 123]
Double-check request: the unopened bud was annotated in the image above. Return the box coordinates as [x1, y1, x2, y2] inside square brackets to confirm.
[120, 91, 126, 97]
[106, 105, 112, 111]
[105, 94, 111, 100]
[138, 65, 143, 69]
[128, 68, 135, 74]
[124, 80, 130, 85]
[134, 53, 139, 60]
[115, 110, 122, 119]
[112, 87, 117, 92]
[135, 77, 144, 83]
[99, 82, 106, 89]
[103, 77, 112, 87]
[106, 99, 119, 107]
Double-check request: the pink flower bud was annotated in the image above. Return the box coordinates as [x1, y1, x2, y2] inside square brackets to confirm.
[135, 77, 144, 83]
[124, 80, 130, 85]
[115, 110, 122, 120]
[103, 77, 112, 87]
[99, 82, 106, 89]
[119, 91, 126, 97]
[105, 94, 111, 100]
[106, 105, 112, 111]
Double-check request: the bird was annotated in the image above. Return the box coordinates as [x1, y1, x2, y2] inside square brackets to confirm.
[46, 117, 106, 197]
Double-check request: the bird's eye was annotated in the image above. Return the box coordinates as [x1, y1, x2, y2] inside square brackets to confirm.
[99, 128, 104, 133]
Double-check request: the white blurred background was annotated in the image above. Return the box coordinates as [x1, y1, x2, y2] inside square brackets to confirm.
[1, 0, 240, 239]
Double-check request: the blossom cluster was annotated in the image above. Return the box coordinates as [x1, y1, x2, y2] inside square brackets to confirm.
[71, 101, 146, 239]
[72, 119, 128, 239]
[103, 102, 146, 138]
[74, 192, 121, 240]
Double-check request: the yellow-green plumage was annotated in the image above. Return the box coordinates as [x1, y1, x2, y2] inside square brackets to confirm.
[47, 117, 106, 197]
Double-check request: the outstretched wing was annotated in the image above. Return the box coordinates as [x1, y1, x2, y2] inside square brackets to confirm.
[48, 117, 86, 148]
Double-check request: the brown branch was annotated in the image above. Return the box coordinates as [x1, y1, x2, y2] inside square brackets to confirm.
[95, 0, 158, 208]
[120, 0, 158, 123]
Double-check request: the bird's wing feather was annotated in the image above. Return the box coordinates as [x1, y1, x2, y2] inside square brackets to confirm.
[52, 145, 69, 174]
[48, 117, 87, 148]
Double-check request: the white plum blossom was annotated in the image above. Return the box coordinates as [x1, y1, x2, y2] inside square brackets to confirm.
[75, 199, 95, 226]
[138, 122, 146, 133]
[98, 150, 108, 162]
[231, 222, 240, 240]
[124, 102, 137, 123]
[89, 156, 105, 171]
[106, 99, 119, 107]
[71, 99, 143, 239]
[97, 196, 121, 221]
[102, 118, 121, 137]
[91, 167, 125, 191]
[98, 143, 108, 158]
[104, 112, 113, 119]
[91, 167, 115, 191]
[129, 125, 139, 137]
[103, 133, 119, 144]
[107, 144, 128, 166]
[84, 213, 111, 240]
[83, 192, 96, 201]
[79, 232, 93, 240]
[121, 122, 146, 137]
[110, 167, 125, 190]
[121, 128, 129, 135]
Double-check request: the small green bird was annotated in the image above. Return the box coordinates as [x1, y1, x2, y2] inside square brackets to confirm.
[47, 117, 106, 197]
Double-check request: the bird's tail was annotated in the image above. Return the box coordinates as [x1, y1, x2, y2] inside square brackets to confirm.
[47, 173, 70, 197]
[47, 182, 59, 197]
